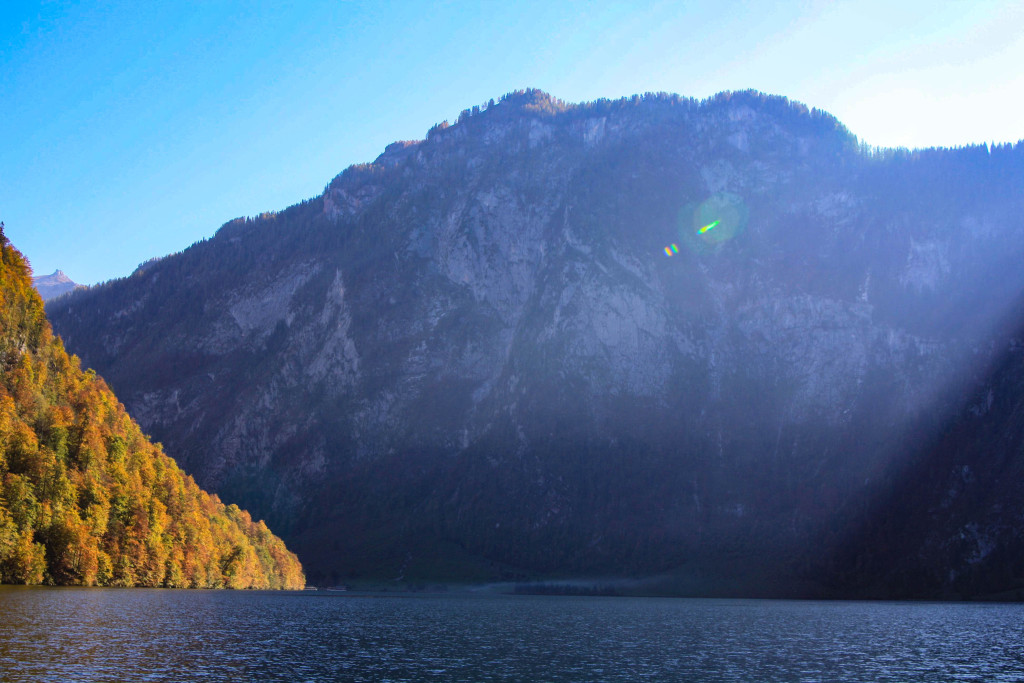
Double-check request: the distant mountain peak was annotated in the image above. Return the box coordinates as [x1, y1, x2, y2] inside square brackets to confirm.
[32, 269, 79, 301]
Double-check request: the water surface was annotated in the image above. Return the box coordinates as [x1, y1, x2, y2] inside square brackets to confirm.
[2, 587, 1023, 681]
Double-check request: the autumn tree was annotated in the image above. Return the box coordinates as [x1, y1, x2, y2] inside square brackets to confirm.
[0, 226, 304, 589]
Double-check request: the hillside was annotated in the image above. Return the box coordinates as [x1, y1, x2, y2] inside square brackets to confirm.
[46, 90, 1024, 594]
[1, 225, 304, 588]
[817, 300, 1024, 600]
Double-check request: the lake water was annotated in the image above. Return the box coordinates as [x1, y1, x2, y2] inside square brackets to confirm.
[2, 588, 1023, 681]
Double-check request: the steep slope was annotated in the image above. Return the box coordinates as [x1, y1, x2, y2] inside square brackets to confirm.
[32, 270, 79, 301]
[0, 226, 304, 588]
[817, 296, 1024, 599]
[47, 90, 1024, 592]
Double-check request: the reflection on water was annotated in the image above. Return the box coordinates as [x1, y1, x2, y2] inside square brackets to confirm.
[2, 587, 1024, 681]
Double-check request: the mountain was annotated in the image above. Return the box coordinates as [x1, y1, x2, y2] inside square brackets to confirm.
[1, 226, 304, 588]
[46, 90, 1024, 595]
[32, 270, 79, 301]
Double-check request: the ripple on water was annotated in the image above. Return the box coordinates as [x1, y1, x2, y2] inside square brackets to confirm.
[2, 589, 1024, 681]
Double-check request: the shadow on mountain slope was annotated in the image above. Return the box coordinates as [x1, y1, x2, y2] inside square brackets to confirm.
[811, 291, 1024, 600]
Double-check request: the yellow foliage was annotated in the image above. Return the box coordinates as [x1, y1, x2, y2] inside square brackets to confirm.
[0, 228, 304, 588]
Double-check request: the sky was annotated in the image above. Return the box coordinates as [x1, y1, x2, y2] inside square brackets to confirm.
[2, 0, 1022, 286]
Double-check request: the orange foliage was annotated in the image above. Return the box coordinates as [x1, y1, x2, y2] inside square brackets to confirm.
[0, 226, 303, 588]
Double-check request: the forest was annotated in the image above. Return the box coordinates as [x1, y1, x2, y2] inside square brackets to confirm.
[0, 224, 304, 589]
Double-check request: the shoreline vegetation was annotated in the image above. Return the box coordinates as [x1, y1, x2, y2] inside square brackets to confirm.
[0, 225, 304, 589]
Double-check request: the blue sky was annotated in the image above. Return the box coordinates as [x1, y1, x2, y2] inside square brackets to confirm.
[2, 0, 1022, 285]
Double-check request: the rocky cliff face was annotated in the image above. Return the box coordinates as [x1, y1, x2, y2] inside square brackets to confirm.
[46, 90, 1024, 593]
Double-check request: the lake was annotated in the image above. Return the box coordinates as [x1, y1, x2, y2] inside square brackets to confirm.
[1, 587, 1023, 681]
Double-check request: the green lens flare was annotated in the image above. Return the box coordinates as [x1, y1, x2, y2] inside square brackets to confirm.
[676, 192, 749, 253]
[670, 193, 748, 259]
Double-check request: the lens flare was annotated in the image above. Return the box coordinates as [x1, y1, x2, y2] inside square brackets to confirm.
[664, 246, 673, 256]
[674, 192, 749, 254]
